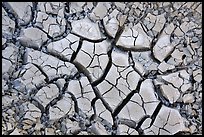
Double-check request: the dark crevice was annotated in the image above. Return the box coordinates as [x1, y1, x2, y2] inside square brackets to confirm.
[118, 118, 137, 129]
[71, 32, 106, 43]
[32, 63, 49, 83]
[91, 23, 126, 87]
[112, 79, 144, 117]
[128, 51, 144, 78]
[66, 91, 79, 114]
[116, 45, 151, 52]
[135, 115, 151, 131]
[113, 24, 125, 45]
[100, 19, 114, 39]
[93, 87, 113, 113]
[70, 38, 83, 62]
[91, 46, 113, 87]
[72, 61, 113, 114]
[2, 2, 19, 23]
[152, 81, 171, 107]
[149, 101, 162, 127]
[90, 97, 98, 117]
[111, 116, 119, 135]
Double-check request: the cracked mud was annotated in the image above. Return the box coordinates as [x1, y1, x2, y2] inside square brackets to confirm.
[2, 2, 202, 135]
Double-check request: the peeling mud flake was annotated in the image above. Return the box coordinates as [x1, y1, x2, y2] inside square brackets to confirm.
[183, 93, 195, 104]
[34, 84, 59, 108]
[21, 27, 48, 47]
[153, 35, 174, 62]
[158, 61, 175, 73]
[8, 2, 32, 25]
[24, 103, 42, 122]
[103, 9, 127, 38]
[71, 17, 103, 41]
[89, 121, 109, 135]
[49, 93, 75, 120]
[161, 72, 184, 88]
[89, 2, 108, 21]
[118, 124, 139, 135]
[193, 69, 202, 83]
[111, 49, 129, 66]
[2, 8, 15, 36]
[147, 105, 186, 135]
[160, 84, 180, 104]
[116, 23, 152, 50]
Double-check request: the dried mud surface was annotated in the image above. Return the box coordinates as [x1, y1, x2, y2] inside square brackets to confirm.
[2, 2, 202, 135]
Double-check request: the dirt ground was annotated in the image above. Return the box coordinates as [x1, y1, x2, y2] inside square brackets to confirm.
[2, 2, 202, 135]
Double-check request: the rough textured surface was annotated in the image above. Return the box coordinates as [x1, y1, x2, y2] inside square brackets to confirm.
[2, 2, 202, 135]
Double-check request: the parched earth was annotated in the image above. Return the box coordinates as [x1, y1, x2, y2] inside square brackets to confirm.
[2, 2, 202, 135]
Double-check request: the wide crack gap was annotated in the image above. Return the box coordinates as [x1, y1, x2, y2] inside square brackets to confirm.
[91, 45, 113, 87]
[112, 78, 144, 117]
[70, 38, 83, 62]
[91, 22, 126, 87]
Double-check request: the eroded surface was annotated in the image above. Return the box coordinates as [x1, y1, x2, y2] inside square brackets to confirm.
[2, 2, 202, 135]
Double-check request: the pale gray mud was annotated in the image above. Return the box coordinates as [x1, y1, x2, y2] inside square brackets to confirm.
[2, 2, 202, 135]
